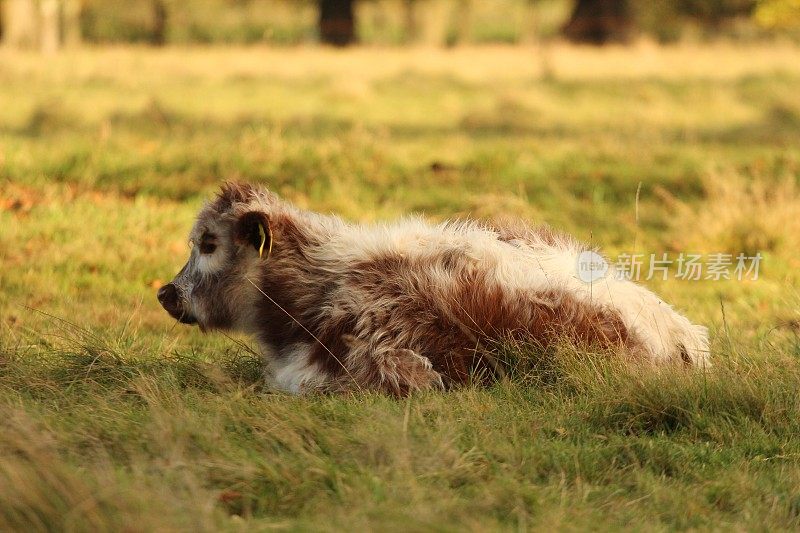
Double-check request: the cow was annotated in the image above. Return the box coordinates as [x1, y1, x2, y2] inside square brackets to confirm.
[158, 183, 709, 395]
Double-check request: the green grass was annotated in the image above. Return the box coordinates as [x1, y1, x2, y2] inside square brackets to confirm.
[2, 44, 800, 530]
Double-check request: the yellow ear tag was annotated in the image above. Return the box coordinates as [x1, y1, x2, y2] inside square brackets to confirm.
[258, 223, 267, 259]
[258, 224, 267, 257]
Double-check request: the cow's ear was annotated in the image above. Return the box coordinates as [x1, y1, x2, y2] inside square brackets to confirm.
[233, 211, 272, 259]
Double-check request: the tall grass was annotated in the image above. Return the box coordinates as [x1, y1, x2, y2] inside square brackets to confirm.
[3, 319, 800, 530]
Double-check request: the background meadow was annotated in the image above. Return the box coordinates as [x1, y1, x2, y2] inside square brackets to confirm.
[2, 9, 800, 529]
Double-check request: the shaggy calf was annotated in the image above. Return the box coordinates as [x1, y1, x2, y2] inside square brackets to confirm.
[158, 183, 709, 395]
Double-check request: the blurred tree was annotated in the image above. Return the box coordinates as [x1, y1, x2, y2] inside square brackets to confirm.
[319, 0, 355, 45]
[1, 0, 83, 51]
[562, 0, 633, 44]
[63, 0, 83, 46]
[151, 0, 167, 45]
[7, 0, 786, 47]
[453, 0, 472, 44]
[675, 0, 755, 28]
[2, 0, 38, 48]
[40, 0, 60, 52]
[755, 0, 800, 28]
[403, 0, 419, 42]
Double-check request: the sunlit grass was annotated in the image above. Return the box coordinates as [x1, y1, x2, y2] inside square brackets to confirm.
[2, 44, 800, 530]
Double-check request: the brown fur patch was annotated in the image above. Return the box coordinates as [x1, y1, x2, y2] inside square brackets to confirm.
[213, 182, 258, 213]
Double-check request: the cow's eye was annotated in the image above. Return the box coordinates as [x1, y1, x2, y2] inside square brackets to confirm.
[199, 234, 217, 254]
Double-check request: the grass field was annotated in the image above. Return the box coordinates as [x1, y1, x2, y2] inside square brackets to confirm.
[2, 43, 800, 531]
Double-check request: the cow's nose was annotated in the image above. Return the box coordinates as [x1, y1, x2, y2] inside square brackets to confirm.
[157, 283, 178, 306]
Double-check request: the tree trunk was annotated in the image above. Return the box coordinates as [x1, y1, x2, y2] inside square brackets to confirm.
[151, 0, 167, 46]
[562, 0, 633, 45]
[418, 0, 449, 47]
[40, 0, 60, 54]
[318, 0, 355, 46]
[403, 0, 418, 44]
[3, 0, 38, 48]
[63, 0, 82, 47]
[452, 0, 472, 45]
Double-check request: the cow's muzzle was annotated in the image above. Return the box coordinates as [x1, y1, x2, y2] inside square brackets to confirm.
[157, 283, 198, 325]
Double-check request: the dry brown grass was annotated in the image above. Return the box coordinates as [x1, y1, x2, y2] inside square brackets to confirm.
[672, 171, 800, 256]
